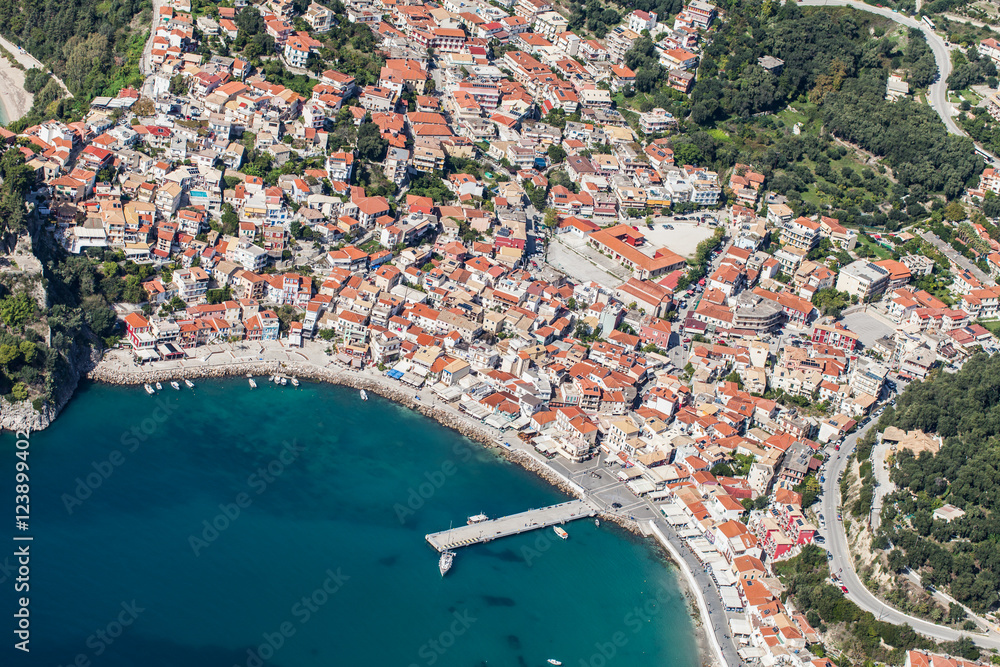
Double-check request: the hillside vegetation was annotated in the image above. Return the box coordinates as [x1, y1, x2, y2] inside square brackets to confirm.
[873, 354, 1000, 614]
[0, 0, 149, 128]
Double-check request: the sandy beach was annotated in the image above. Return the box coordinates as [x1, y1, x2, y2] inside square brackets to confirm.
[0, 55, 31, 124]
[0, 33, 72, 124]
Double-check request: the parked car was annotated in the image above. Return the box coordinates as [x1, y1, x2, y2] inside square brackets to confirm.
[841, 585, 849, 594]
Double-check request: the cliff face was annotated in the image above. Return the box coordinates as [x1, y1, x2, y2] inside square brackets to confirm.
[0, 342, 97, 432]
[0, 223, 99, 433]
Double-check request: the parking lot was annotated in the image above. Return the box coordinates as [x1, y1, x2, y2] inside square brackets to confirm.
[839, 309, 895, 348]
[548, 233, 631, 287]
[640, 221, 717, 258]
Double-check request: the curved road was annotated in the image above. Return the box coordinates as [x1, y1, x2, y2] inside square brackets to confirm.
[821, 420, 1000, 649]
[799, 0, 961, 135]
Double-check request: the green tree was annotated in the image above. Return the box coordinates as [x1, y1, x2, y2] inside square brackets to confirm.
[10, 382, 28, 401]
[220, 204, 239, 236]
[543, 208, 558, 228]
[357, 121, 388, 162]
[0, 293, 36, 330]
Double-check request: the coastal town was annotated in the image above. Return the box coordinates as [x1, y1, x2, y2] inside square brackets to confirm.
[5, 0, 1000, 665]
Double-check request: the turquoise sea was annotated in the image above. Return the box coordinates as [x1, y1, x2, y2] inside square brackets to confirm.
[2, 380, 698, 667]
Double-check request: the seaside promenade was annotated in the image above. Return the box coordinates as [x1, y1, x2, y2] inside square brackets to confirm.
[92, 339, 743, 667]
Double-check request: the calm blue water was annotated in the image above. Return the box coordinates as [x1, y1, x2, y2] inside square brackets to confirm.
[2, 380, 698, 667]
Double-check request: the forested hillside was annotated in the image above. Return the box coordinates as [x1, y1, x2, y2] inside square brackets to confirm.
[874, 354, 1000, 614]
[684, 1, 980, 198]
[0, 0, 149, 128]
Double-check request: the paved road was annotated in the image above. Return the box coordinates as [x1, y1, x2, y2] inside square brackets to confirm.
[799, 0, 960, 135]
[869, 434, 894, 531]
[141, 0, 165, 77]
[920, 230, 995, 285]
[537, 453, 743, 667]
[821, 420, 1000, 647]
[0, 33, 71, 98]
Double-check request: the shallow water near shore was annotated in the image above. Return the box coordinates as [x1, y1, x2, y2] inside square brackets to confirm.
[2, 379, 698, 667]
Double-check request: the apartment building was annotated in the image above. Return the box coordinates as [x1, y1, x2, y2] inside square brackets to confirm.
[835, 260, 890, 302]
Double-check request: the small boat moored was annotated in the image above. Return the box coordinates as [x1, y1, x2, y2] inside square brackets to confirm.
[155, 382, 162, 391]
[249, 378, 257, 389]
[439, 550, 455, 576]
[280, 377, 288, 386]
[548, 660, 562, 665]
[184, 379, 194, 388]
[467, 513, 489, 525]
[553, 526, 569, 540]
[594, 518, 600, 527]
[360, 389, 368, 400]
[144, 383, 155, 395]
[170, 381, 180, 390]
[291, 377, 299, 387]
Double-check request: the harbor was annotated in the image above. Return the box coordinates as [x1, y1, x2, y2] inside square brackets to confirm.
[425, 500, 597, 552]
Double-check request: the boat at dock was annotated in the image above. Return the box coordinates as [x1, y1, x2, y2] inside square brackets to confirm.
[548, 660, 562, 665]
[170, 381, 180, 390]
[280, 377, 288, 386]
[184, 379, 194, 388]
[553, 526, 568, 540]
[144, 384, 155, 395]
[594, 518, 600, 527]
[272, 375, 280, 384]
[360, 389, 368, 400]
[438, 550, 455, 576]
[155, 382, 162, 391]
[290, 377, 299, 387]
[249, 378, 257, 389]
[467, 513, 489, 525]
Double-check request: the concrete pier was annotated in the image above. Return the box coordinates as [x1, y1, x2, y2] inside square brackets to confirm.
[425, 500, 597, 552]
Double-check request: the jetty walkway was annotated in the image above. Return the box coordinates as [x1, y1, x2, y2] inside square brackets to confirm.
[425, 500, 596, 552]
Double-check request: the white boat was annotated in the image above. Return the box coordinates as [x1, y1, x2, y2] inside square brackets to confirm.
[439, 550, 455, 576]
[184, 379, 194, 388]
[553, 526, 568, 540]
[360, 389, 368, 400]
[170, 381, 180, 390]
[291, 377, 299, 387]
[268, 375, 275, 382]
[467, 513, 489, 525]
[155, 382, 162, 391]
[273, 375, 280, 384]
[548, 660, 562, 665]
[249, 378, 257, 389]
[144, 383, 155, 395]
[594, 518, 600, 527]
[280, 377, 288, 386]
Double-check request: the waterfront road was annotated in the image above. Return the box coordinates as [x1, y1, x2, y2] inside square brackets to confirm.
[821, 421, 1000, 648]
[506, 446, 744, 667]
[798, 0, 961, 136]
